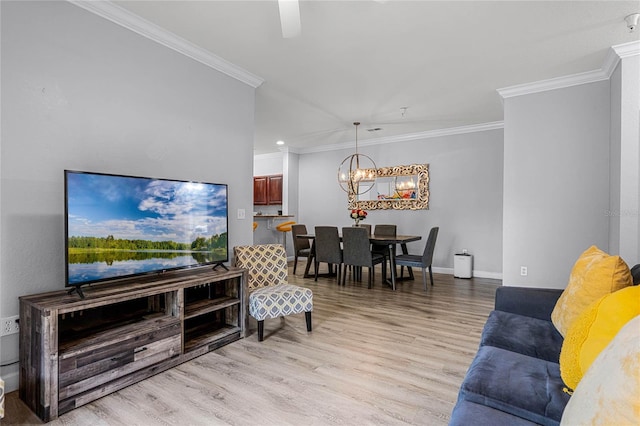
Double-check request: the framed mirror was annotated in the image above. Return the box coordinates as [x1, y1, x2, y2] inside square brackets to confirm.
[348, 163, 429, 210]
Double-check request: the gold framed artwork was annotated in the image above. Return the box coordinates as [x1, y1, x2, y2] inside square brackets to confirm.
[348, 163, 429, 210]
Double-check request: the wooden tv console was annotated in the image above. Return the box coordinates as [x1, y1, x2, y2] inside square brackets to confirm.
[19, 266, 247, 422]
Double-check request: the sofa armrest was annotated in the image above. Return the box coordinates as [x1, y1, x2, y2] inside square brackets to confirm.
[495, 286, 563, 321]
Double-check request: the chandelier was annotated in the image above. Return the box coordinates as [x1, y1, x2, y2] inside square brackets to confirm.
[337, 122, 377, 195]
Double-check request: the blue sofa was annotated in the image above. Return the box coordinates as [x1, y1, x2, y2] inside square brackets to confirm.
[450, 286, 567, 425]
[450, 264, 640, 426]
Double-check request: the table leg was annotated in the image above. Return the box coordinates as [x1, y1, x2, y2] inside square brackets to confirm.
[303, 240, 315, 278]
[388, 243, 397, 291]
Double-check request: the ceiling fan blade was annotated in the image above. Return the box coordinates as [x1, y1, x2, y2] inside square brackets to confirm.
[278, 0, 301, 38]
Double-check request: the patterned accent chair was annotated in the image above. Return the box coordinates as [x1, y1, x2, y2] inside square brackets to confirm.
[234, 244, 313, 341]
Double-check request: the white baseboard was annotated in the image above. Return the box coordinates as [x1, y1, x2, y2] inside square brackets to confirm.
[432, 267, 502, 281]
[288, 261, 503, 281]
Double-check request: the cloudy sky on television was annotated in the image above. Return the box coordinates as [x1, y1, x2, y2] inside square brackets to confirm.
[67, 173, 227, 244]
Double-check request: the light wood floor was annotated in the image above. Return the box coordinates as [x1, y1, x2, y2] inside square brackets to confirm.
[5, 264, 500, 425]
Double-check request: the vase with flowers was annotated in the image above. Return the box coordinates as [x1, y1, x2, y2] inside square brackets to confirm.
[350, 208, 368, 226]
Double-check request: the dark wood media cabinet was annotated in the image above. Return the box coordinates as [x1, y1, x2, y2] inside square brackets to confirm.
[19, 266, 247, 422]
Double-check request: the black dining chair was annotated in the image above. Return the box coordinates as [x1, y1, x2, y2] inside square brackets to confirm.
[395, 227, 439, 291]
[291, 224, 312, 275]
[341, 227, 386, 288]
[314, 226, 343, 283]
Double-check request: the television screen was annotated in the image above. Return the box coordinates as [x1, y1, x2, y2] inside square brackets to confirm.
[65, 170, 228, 287]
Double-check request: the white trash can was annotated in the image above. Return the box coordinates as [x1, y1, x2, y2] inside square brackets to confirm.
[454, 253, 473, 278]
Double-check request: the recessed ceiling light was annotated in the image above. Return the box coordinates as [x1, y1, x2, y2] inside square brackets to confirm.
[276, 140, 285, 145]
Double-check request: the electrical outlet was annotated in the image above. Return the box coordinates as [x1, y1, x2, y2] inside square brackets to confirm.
[1, 315, 20, 336]
[520, 266, 528, 276]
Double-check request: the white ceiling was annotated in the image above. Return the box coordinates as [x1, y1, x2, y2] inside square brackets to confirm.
[111, 1, 640, 154]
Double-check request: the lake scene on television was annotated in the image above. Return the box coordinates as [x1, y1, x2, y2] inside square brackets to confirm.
[66, 172, 228, 285]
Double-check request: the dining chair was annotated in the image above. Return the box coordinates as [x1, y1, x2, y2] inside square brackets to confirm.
[234, 244, 313, 341]
[395, 227, 439, 291]
[354, 223, 371, 235]
[291, 224, 312, 275]
[341, 227, 386, 288]
[314, 226, 343, 283]
[372, 224, 397, 274]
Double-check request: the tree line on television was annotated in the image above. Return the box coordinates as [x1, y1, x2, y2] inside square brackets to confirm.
[68, 233, 228, 252]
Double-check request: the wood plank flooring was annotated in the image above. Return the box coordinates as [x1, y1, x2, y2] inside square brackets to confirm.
[4, 264, 500, 425]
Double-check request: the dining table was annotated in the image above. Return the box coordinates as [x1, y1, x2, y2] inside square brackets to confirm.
[296, 233, 422, 290]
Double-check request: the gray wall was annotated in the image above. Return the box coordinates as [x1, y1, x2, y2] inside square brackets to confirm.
[503, 81, 611, 288]
[609, 55, 640, 263]
[0, 1, 255, 391]
[297, 129, 505, 277]
[609, 63, 622, 258]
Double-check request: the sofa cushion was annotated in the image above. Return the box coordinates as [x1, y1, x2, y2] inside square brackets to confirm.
[450, 398, 540, 426]
[559, 285, 640, 390]
[560, 315, 640, 425]
[248, 283, 313, 321]
[495, 286, 563, 321]
[551, 245, 632, 337]
[460, 346, 570, 426]
[481, 310, 564, 363]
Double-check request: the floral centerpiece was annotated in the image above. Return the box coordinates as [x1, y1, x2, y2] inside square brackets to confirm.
[350, 208, 367, 226]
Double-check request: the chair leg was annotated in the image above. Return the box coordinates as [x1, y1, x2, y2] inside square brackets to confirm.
[305, 311, 312, 332]
[429, 265, 434, 286]
[422, 268, 427, 291]
[368, 267, 373, 289]
[314, 260, 319, 281]
[258, 320, 264, 341]
[293, 254, 298, 275]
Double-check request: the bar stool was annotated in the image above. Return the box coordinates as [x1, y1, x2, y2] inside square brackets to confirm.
[253, 222, 258, 231]
[275, 220, 296, 250]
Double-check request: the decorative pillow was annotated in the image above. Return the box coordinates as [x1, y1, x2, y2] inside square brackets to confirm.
[551, 245, 632, 336]
[560, 315, 640, 425]
[559, 285, 640, 390]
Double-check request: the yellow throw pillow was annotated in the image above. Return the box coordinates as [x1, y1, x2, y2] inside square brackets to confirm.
[560, 315, 640, 425]
[560, 285, 640, 390]
[551, 246, 632, 336]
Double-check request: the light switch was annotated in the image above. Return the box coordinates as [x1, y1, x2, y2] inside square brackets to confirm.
[237, 208, 246, 219]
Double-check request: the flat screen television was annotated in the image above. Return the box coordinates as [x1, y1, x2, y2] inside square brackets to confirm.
[65, 170, 228, 297]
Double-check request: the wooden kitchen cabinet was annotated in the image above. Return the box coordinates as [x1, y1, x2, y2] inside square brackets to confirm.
[253, 174, 282, 205]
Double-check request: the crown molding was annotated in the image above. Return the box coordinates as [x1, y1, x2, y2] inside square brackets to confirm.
[298, 121, 504, 154]
[498, 40, 640, 99]
[612, 39, 640, 59]
[497, 69, 608, 99]
[68, 0, 264, 88]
